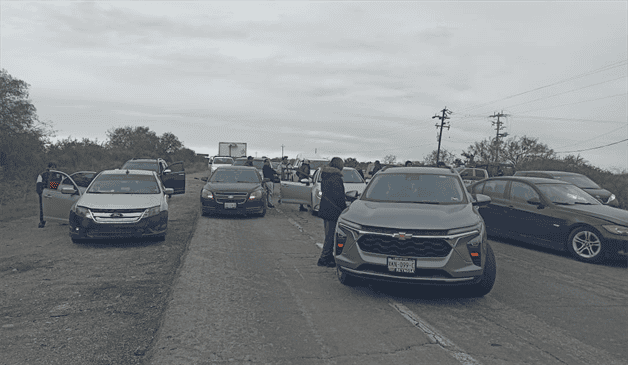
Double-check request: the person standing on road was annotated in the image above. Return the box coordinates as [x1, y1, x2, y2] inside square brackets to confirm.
[296, 160, 311, 211]
[262, 159, 276, 208]
[372, 160, 382, 175]
[316, 157, 346, 268]
[279, 156, 289, 181]
[36, 162, 57, 228]
[405, 160, 413, 167]
[244, 156, 254, 167]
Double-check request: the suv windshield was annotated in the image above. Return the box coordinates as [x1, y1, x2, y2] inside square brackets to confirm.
[307, 160, 329, 171]
[210, 170, 260, 183]
[121, 161, 159, 172]
[362, 173, 466, 204]
[537, 183, 601, 205]
[88, 174, 160, 194]
[213, 157, 234, 164]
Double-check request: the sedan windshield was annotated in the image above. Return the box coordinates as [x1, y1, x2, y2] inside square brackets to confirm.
[88, 174, 161, 194]
[210, 170, 260, 183]
[121, 161, 159, 172]
[537, 183, 601, 205]
[342, 169, 364, 183]
[363, 173, 465, 204]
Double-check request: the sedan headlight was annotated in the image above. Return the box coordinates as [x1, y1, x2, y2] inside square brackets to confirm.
[201, 188, 214, 199]
[73, 205, 92, 219]
[143, 206, 162, 218]
[249, 189, 263, 200]
[603, 224, 628, 235]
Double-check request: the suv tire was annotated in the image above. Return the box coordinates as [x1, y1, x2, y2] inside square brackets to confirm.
[465, 243, 496, 297]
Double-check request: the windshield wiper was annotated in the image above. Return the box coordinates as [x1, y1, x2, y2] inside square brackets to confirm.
[553, 202, 573, 205]
[574, 202, 594, 205]
[413, 201, 441, 204]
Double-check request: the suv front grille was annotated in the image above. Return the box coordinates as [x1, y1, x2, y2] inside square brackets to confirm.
[215, 192, 248, 204]
[358, 235, 451, 257]
[359, 225, 447, 236]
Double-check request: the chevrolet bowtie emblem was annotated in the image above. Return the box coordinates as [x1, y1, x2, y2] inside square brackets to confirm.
[228, 195, 234, 199]
[393, 232, 412, 240]
[110, 212, 123, 218]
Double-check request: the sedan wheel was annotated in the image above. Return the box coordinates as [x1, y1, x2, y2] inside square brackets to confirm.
[567, 227, 606, 263]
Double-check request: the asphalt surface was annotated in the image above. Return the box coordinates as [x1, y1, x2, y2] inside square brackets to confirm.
[146, 188, 628, 365]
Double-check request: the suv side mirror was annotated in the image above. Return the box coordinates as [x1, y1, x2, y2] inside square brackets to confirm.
[345, 190, 359, 202]
[163, 169, 172, 174]
[61, 187, 78, 195]
[527, 197, 544, 208]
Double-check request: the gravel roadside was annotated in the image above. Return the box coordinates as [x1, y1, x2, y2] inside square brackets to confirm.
[0, 172, 205, 365]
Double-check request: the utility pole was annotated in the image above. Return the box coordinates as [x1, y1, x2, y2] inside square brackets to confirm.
[281, 144, 285, 158]
[489, 111, 509, 165]
[432, 107, 452, 165]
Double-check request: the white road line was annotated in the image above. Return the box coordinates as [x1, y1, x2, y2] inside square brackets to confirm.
[389, 302, 482, 365]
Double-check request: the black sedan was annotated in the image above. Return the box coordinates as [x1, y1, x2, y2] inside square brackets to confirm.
[200, 166, 267, 217]
[468, 177, 628, 263]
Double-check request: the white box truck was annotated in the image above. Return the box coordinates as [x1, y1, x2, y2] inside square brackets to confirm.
[218, 142, 247, 157]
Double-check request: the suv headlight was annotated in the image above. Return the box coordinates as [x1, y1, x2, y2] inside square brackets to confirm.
[73, 205, 92, 219]
[143, 206, 161, 218]
[603, 224, 628, 235]
[249, 189, 263, 200]
[606, 194, 616, 204]
[448, 222, 483, 247]
[201, 188, 214, 199]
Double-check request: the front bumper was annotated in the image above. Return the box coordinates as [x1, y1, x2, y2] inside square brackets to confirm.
[69, 211, 168, 239]
[334, 224, 486, 284]
[201, 197, 265, 215]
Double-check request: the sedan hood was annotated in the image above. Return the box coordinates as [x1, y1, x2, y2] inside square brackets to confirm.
[341, 200, 480, 230]
[206, 182, 260, 193]
[561, 204, 628, 226]
[79, 193, 163, 209]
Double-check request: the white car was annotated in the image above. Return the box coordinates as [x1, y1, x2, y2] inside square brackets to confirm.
[280, 167, 368, 215]
[209, 156, 235, 174]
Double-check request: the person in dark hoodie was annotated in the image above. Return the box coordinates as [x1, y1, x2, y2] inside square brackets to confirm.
[316, 157, 346, 267]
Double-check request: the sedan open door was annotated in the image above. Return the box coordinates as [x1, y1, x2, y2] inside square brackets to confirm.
[41, 170, 85, 222]
[163, 161, 186, 194]
[280, 179, 313, 207]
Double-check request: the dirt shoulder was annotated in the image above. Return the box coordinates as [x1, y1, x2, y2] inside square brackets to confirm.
[0, 172, 206, 365]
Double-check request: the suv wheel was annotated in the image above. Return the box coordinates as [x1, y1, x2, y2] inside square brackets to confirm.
[465, 243, 496, 297]
[567, 226, 607, 263]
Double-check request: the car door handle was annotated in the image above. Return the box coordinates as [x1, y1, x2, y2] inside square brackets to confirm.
[44, 194, 53, 198]
[178, 173, 185, 176]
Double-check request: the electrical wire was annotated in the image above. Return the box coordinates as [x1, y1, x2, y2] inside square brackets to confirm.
[555, 138, 628, 153]
[513, 93, 627, 114]
[553, 124, 628, 149]
[456, 59, 627, 113]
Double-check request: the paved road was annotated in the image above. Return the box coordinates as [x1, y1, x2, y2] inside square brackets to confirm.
[147, 193, 627, 364]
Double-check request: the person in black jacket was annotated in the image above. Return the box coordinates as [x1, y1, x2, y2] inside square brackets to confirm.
[316, 157, 346, 267]
[296, 160, 311, 211]
[262, 159, 277, 208]
[36, 162, 57, 228]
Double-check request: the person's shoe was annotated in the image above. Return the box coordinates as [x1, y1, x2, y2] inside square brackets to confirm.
[299, 205, 308, 211]
[268, 203, 275, 208]
[38, 221, 46, 228]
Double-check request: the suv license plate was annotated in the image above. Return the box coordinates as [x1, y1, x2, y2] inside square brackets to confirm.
[387, 257, 415, 273]
[224, 202, 237, 209]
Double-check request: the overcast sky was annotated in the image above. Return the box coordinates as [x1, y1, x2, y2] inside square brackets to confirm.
[2, 1, 627, 171]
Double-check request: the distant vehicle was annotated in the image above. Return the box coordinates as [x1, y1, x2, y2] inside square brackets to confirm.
[63, 169, 173, 242]
[468, 176, 628, 263]
[459, 168, 489, 187]
[513, 171, 618, 206]
[334, 166, 496, 297]
[209, 156, 234, 174]
[280, 167, 368, 214]
[199, 166, 267, 217]
[121, 158, 186, 195]
[218, 142, 247, 158]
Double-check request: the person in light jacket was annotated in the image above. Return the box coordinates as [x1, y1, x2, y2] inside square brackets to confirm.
[316, 157, 346, 267]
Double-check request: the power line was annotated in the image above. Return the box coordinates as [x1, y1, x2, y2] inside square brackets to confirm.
[513, 93, 627, 114]
[555, 138, 628, 153]
[554, 124, 628, 149]
[457, 59, 627, 113]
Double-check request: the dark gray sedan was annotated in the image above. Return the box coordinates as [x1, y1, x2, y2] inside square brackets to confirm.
[469, 176, 628, 263]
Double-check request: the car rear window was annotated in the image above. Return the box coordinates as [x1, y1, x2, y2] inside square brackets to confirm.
[213, 157, 234, 164]
[362, 173, 465, 204]
[88, 174, 160, 194]
[554, 175, 600, 189]
[121, 161, 159, 172]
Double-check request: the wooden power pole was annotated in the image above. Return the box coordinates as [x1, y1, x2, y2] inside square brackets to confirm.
[432, 107, 452, 165]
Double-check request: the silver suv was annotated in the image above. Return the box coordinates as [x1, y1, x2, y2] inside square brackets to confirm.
[335, 166, 497, 297]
